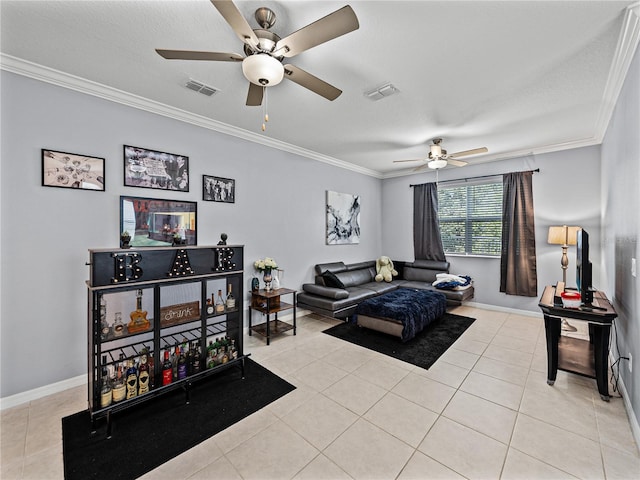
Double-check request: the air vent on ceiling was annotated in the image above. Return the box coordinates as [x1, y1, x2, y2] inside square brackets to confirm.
[364, 82, 399, 101]
[185, 79, 219, 97]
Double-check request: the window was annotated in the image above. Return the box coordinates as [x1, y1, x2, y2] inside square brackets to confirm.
[438, 180, 503, 256]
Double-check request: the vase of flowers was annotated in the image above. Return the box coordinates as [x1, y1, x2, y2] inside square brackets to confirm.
[254, 257, 277, 292]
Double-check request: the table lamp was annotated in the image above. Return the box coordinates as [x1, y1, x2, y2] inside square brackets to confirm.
[547, 225, 581, 284]
[548, 225, 581, 332]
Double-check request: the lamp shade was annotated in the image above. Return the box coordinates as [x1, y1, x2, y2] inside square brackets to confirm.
[242, 54, 284, 86]
[428, 159, 448, 170]
[547, 225, 581, 246]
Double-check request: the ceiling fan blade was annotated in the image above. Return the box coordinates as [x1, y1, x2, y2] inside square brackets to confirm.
[447, 159, 468, 167]
[210, 0, 259, 49]
[449, 147, 488, 158]
[393, 159, 423, 163]
[246, 82, 264, 106]
[156, 49, 243, 62]
[283, 64, 342, 100]
[275, 5, 359, 58]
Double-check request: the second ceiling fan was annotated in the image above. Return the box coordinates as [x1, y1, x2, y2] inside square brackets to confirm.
[156, 0, 359, 107]
[394, 138, 488, 171]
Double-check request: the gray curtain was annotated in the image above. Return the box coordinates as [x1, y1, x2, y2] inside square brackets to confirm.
[500, 171, 537, 296]
[413, 183, 446, 261]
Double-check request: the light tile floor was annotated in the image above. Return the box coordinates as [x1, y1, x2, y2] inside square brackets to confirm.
[2, 306, 639, 479]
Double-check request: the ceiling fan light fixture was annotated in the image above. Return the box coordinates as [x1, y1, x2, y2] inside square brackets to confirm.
[242, 54, 284, 86]
[428, 159, 448, 170]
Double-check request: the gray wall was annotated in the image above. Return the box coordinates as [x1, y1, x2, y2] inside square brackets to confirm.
[601, 40, 640, 428]
[0, 71, 382, 397]
[381, 147, 602, 312]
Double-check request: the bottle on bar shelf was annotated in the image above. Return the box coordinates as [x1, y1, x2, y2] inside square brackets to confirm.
[125, 358, 138, 399]
[111, 354, 126, 403]
[215, 289, 225, 314]
[138, 353, 150, 395]
[226, 284, 236, 309]
[99, 355, 112, 408]
[162, 350, 172, 386]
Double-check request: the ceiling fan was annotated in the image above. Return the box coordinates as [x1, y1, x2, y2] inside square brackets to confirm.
[393, 138, 488, 171]
[156, 1, 359, 108]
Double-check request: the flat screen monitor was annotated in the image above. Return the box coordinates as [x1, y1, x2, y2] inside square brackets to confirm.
[576, 228, 594, 304]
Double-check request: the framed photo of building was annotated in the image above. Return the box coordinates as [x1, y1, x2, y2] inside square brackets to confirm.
[41, 149, 105, 191]
[203, 175, 235, 203]
[123, 145, 189, 192]
[326, 190, 361, 245]
[120, 196, 197, 247]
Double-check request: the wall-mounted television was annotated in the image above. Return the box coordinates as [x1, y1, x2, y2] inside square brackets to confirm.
[576, 228, 594, 305]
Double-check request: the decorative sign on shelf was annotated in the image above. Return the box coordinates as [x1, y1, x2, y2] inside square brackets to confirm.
[213, 247, 236, 272]
[160, 301, 201, 328]
[111, 252, 143, 283]
[90, 245, 244, 287]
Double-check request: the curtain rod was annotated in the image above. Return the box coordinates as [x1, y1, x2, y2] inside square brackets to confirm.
[410, 168, 539, 187]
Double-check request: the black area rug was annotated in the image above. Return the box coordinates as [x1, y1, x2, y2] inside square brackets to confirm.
[323, 313, 475, 370]
[62, 359, 295, 480]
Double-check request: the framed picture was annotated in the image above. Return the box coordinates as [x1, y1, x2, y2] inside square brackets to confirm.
[326, 190, 361, 245]
[123, 145, 189, 192]
[41, 149, 105, 191]
[203, 175, 235, 203]
[120, 196, 197, 247]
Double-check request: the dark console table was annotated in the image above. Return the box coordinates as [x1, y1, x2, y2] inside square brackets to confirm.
[538, 285, 617, 401]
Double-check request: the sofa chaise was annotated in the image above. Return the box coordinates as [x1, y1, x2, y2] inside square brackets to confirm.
[296, 259, 474, 320]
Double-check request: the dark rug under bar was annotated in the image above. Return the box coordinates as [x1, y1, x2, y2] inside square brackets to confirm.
[62, 359, 295, 480]
[323, 313, 475, 370]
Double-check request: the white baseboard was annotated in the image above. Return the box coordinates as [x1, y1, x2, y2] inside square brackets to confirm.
[610, 352, 640, 454]
[0, 374, 87, 411]
[463, 301, 542, 318]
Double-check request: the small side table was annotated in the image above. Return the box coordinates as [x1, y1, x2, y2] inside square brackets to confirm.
[538, 285, 617, 401]
[248, 287, 297, 345]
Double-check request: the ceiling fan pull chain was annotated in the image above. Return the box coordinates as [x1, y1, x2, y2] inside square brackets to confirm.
[262, 87, 268, 132]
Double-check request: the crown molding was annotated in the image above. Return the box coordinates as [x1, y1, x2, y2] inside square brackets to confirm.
[594, 2, 640, 142]
[0, 54, 383, 180]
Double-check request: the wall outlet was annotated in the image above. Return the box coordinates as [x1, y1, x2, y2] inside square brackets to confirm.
[630, 353, 633, 373]
[632, 258, 637, 278]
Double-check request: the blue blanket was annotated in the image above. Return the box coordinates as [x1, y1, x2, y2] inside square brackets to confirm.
[356, 288, 447, 342]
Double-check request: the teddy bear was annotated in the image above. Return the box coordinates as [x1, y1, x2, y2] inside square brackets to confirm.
[375, 256, 398, 282]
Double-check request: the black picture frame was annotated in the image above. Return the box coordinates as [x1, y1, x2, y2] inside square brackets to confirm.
[123, 145, 189, 192]
[120, 196, 197, 247]
[41, 149, 105, 191]
[203, 175, 235, 203]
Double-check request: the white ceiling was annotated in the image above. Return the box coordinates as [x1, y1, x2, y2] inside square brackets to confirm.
[2, 0, 639, 178]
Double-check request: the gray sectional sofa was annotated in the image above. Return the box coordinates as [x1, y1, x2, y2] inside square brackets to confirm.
[297, 259, 474, 319]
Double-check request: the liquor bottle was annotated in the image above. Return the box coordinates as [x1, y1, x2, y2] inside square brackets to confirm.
[111, 355, 126, 403]
[162, 350, 172, 386]
[113, 312, 125, 337]
[206, 298, 214, 315]
[215, 289, 225, 313]
[125, 358, 138, 399]
[144, 346, 155, 390]
[100, 296, 110, 340]
[172, 345, 180, 381]
[138, 353, 150, 395]
[187, 342, 195, 375]
[225, 284, 236, 309]
[99, 355, 112, 408]
[177, 346, 187, 380]
[230, 339, 238, 360]
[192, 343, 201, 374]
[128, 289, 150, 333]
[207, 341, 215, 369]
